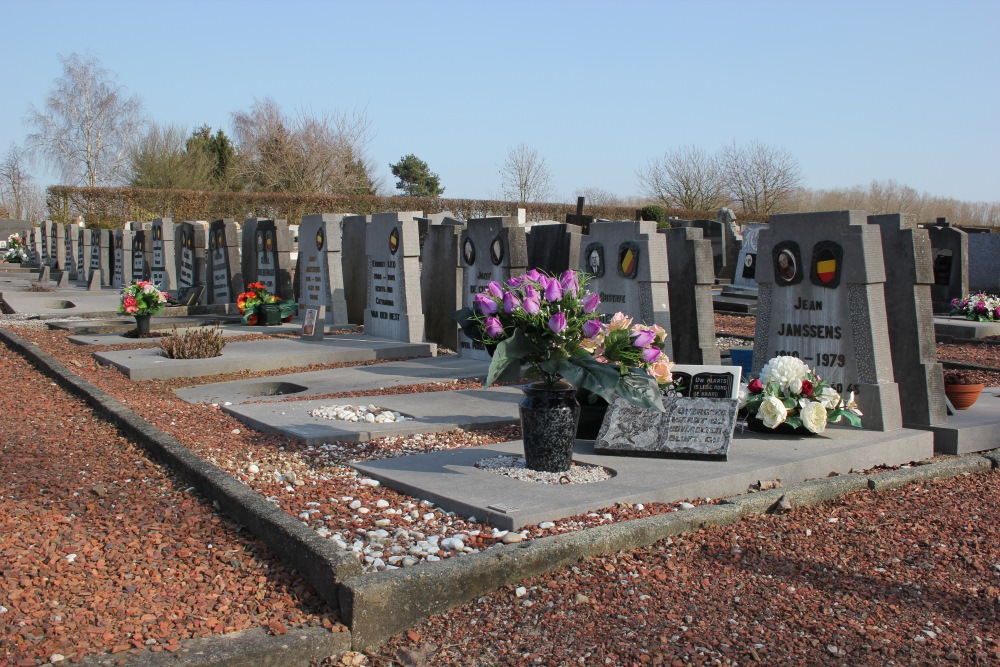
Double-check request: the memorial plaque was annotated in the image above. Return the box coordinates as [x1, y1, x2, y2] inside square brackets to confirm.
[40, 223, 49, 266]
[595, 396, 739, 460]
[458, 216, 528, 359]
[75, 226, 86, 281]
[87, 229, 108, 286]
[300, 306, 325, 340]
[753, 210, 902, 431]
[49, 221, 63, 269]
[148, 218, 177, 291]
[669, 365, 741, 399]
[734, 222, 767, 289]
[580, 220, 672, 358]
[297, 213, 348, 325]
[207, 219, 243, 304]
[176, 221, 208, 304]
[364, 212, 424, 343]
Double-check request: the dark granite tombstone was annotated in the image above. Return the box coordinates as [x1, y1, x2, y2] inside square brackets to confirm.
[753, 210, 902, 431]
[733, 222, 767, 290]
[75, 226, 87, 282]
[580, 220, 673, 358]
[175, 221, 208, 305]
[364, 212, 424, 343]
[420, 217, 465, 349]
[26, 227, 41, 266]
[527, 223, 583, 275]
[148, 218, 177, 291]
[49, 221, 63, 270]
[207, 219, 243, 305]
[967, 232, 1000, 294]
[341, 215, 371, 325]
[458, 215, 529, 359]
[39, 223, 50, 267]
[297, 213, 349, 325]
[661, 227, 720, 364]
[63, 223, 78, 280]
[869, 213, 947, 427]
[111, 229, 135, 288]
[926, 218, 968, 314]
[566, 197, 594, 235]
[243, 218, 293, 301]
[132, 229, 150, 282]
[88, 228, 112, 287]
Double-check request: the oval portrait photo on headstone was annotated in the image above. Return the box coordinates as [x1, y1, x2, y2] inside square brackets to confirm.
[771, 241, 803, 286]
[585, 242, 605, 278]
[462, 237, 476, 266]
[490, 235, 505, 265]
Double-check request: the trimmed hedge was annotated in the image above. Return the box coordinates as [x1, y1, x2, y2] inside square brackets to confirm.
[46, 186, 738, 228]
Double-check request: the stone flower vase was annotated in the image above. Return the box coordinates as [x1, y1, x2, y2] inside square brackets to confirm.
[520, 381, 580, 472]
[134, 314, 151, 335]
[944, 384, 984, 410]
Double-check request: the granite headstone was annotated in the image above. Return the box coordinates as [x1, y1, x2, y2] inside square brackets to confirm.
[132, 229, 149, 282]
[207, 219, 243, 305]
[420, 217, 465, 349]
[148, 218, 177, 291]
[175, 221, 208, 305]
[297, 213, 349, 325]
[733, 222, 767, 290]
[661, 227, 720, 364]
[967, 232, 1000, 294]
[111, 229, 135, 289]
[527, 223, 583, 275]
[341, 215, 370, 325]
[364, 212, 424, 343]
[243, 218, 293, 301]
[926, 218, 968, 314]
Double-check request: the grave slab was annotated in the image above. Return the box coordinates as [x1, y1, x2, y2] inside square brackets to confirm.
[919, 386, 1000, 454]
[222, 386, 522, 443]
[175, 356, 490, 405]
[352, 426, 934, 530]
[933, 316, 1000, 341]
[92, 334, 437, 380]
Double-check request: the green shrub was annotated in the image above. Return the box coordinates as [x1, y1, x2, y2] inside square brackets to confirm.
[639, 205, 666, 223]
[158, 325, 226, 359]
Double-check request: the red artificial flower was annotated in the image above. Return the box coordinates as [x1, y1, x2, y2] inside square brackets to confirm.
[747, 378, 764, 394]
[801, 379, 814, 396]
[247, 314, 258, 325]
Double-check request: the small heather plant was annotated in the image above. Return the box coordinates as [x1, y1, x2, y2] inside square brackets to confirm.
[158, 326, 226, 359]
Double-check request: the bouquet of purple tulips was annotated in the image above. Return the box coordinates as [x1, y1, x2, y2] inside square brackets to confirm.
[454, 269, 665, 410]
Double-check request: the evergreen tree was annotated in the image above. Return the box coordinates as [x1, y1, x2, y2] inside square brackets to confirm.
[389, 154, 444, 197]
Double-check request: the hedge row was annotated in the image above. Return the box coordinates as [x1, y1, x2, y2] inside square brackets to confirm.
[46, 186, 734, 228]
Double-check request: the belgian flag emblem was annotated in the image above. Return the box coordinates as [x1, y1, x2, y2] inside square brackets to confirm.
[810, 242, 843, 289]
[316, 228, 325, 251]
[618, 242, 640, 279]
[389, 227, 400, 254]
[816, 252, 836, 283]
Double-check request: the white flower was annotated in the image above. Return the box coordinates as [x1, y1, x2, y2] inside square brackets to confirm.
[789, 378, 803, 395]
[758, 395, 788, 429]
[737, 383, 749, 410]
[816, 386, 841, 409]
[799, 399, 829, 434]
[760, 356, 810, 389]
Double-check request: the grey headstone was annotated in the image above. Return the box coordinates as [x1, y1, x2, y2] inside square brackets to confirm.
[869, 214, 947, 427]
[364, 212, 424, 343]
[112, 229, 135, 288]
[132, 229, 149, 282]
[50, 221, 64, 269]
[148, 218, 177, 291]
[243, 218, 293, 301]
[526, 223, 583, 274]
[175, 221, 208, 305]
[297, 214, 349, 325]
[595, 396, 739, 460]
[662, 227, 720, 364]
[716, 208, 741, 281]
[207, 219, 244, 305]
[341, 215, 370, 325]
[300, 306, 326, 340]
[26, 227, 41, 266]
[88, 228, 112, 287]
[581, 220, 672, 358]
[967, 232, 1000, 294]
[74, 225, 86, 282]
[926, 218, 968, 314]
[733, 222, 767, 290]
[37, 265, 50, 283]
[458, 216, 529, 359]
[40, 223, 50, 267]
[63, 223, 78, 279]
[752, 210, 902, 431]
[420, 218, 465, 350]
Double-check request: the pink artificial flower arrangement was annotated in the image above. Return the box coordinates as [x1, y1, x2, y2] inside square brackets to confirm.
[118, 280, 168, 317]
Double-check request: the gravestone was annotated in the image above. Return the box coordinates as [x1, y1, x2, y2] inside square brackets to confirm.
[595, 395, 739, 460]
[662, 227, 720, 364]
[566, 197, 594, 235]
[300, 306, 325, 340]
[75, 225, 86, 282]
[243, 218, 293, 301]
[132, 229, 150, 282]
[869, 214, 947, 427]
[716, 208, 740, 281]
[926, 218, 968, 314]
[48, 221, 64, 270]
[297, 213, 349, 325]
[527, 223, 583, 274]
[733, 222, 767, 290]
[752, 210, 902, 431]
[342, 215, 370, 325]
[967, 232, 1000, 294]
[458, 215, 529, 359]
[580, 219, 672, 358]
[176, 221, 208, 305]
[88, 228, 112, 287]
[63, 223, 78, 279]
[148, 218, 177, 291]
[40, 223, 50, 267]
[421, 217, 465, 349]
[112, 229, 135, 288]
[25, 227, 40, 266]
[207, 219, 243, 305]
[364, 212, 424, 343]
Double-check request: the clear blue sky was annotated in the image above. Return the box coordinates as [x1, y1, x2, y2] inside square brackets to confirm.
[2, 0, 997, 203]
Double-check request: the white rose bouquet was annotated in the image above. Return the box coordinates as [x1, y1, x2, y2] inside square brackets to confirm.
[739, 355, 862, 434]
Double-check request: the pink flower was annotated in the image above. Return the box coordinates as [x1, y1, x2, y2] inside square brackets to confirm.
[642, 346, 662, 364]
[503, 292, 520, 314]
[631, 329, 657, 348]
[559, 270, 579, 296]
[582, 318, 602, 338]
[523, 296, 541, 314]
[524, 269, 542, 282]
[474, 292, 498, 314]
[484, 316, 504, 338]
[523, 284, 539, 301]
[543, 279, 563, 302]
[487, 281, 504, 298]
[548, 312, 567, 334]
[581, 293, 600, 313]
[123, 295, 138, 314]
[507, 276, 524, 288]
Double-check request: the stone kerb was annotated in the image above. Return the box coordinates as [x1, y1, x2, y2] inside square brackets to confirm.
[752, 210, 902, 431]
[661, 226, 720, 364]
[967, 232, 1000, 294]
[298, 213, 349, 325]
[926, 219, 968, 314]
[206, 219, 243, 305]
[147, 218, 177, 292]
[457, 216, 529, 360]
[364, 212, 424, 343]
[581, 220, 672, 358]
[869, 213, 947, 427]
[420, 217, 465, 350]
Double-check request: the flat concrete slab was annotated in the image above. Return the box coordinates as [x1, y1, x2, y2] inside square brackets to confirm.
[93, 334, 437, 380]
[61, 316, 243, 339]
[352, 427, 935, 530]
[917, 386, 1000, 454]
[934, 316, 1000, 341]
[221, 386, 522, 443]
[176, 356, 491, 405]
[1, 287, 123, 316]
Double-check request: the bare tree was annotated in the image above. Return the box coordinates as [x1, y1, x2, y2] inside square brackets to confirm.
[499, 144, 554, 204]
[26, 53, 145, 187]
[573, 186, 622, 207]
[0, 143, 46, 221]
[129, 124, 217, 190]
[720, 141, 803, 215]
[230, 97, 380, 194]
[636, 145, 727, 210]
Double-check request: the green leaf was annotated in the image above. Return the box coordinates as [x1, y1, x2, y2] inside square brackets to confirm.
[784, 415, 803, 429]
[782, 397, 797, 410]
[614, 372, 665, 411]
[830, 409, 862, 428]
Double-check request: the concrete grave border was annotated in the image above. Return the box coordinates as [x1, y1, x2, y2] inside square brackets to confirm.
[1, 325, 997, 660]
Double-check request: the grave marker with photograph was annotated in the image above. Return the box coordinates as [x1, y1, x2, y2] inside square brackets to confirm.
[175, 222, 208, 305]
[364, 212, 424, 343]
[926, 218, 968, 314]
[206, 219, 243, 305]
[111, 229, 135, 289]
[148, 218, 177, 291]
[297, 213, 348, 325]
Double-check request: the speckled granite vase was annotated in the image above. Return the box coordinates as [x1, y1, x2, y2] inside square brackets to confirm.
[520, 381, 580, 472]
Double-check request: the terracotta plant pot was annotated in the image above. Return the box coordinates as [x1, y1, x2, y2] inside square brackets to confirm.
[944, 384, 984, 410]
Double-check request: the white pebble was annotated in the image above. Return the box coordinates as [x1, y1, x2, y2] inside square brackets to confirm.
[247, 464, 260, 474]
[423, 512, 436, 521]
[515, 586, 527, 597]
[376, 499, 390, 509]
[66, 554, 77, 563]
[538, 522, 555, 530]
[679, 502, 696, 510]
[360, 478, 380, 487]
[349, 500, 362, 510]
[50, 655, 65, 664]
[231, 429, 240, 435]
